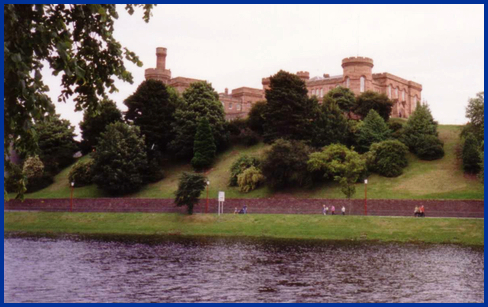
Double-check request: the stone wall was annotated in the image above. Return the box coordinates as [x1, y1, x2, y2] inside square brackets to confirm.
[4, 198, 484, 218]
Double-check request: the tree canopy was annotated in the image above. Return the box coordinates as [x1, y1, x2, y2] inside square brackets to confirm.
[312, 99, 349, 148]
[354, 91, 394, 121]
[174, 172, 207, 215]
[356, 109, 391, 153]
[402, 104, 439, 152]
[191, 117, 217, 171]
[323, 86, 356, 115]
[463, 91, 484, 143]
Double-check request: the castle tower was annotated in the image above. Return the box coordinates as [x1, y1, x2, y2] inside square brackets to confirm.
[145, 47, 172, 84]
[341, 57, 374, 95]
[296, 71, 310, 82]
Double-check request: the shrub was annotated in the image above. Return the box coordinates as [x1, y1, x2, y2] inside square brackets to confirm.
[23, 156, 53, 192]
[191, 117, 217, 171]
[462, 133, 482, 174]
[356, 109, 391, 153]
[175, 172, 207, 215]
[229, 155, 260, 186]
[4, 162, 24, 193]
[68, 160, 94, 187]
[239, 128, 260, 146]
[478, 147, 484, 184]
[237, 166, 265, 192]
[367, 140, 408, 177]
[227, 118, 248, 136]
[247, 100, 267, 135]
[402, 104, 439, 152]
[261, 139, 312, 189]
[416, 134, 445, 161]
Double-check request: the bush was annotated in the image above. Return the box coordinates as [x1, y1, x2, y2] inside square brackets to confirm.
[237, 166, 265, 192]
[478, 148, 484, 184]
[402, 104, 438, 152]
[191, 118, 217, 171]
[356, 109, 391, 153]
[229, 155, 261, 186]
[175, 172, 207, 215]
[4, 162, 24, 193]
[23, 156, 53, 192]
[239, 128, 260, 146]
[247, 100, 267, 135]
[261, 139, 312, 189]
[355, 91, 394, 121]
[227, 118, 248, 136]
[462, 133, 482, 174]
[416, 134, 445, 161]
[68, 160, 94, 187]
[367, 140, 408, 177]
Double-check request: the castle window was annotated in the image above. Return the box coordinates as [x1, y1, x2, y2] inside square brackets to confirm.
[388, 85, 392, 98]
[320, 88, 323, 97]
[237, 103, 241, 111]
[395, 88, 398, 98]
[360, 77, 365, 92]
[413, 96, 417, 106]
[402, 90, 405, 101]
[229, 103, 233, 109]
[346, 78, 350, 88]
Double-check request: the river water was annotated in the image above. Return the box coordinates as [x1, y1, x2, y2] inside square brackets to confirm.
[4, 235, 484, 303]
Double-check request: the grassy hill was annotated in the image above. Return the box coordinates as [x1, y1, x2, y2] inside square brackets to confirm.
[12, 125, 484, 200]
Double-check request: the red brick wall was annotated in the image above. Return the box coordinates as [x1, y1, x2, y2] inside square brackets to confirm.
[4, 198, 484, 218]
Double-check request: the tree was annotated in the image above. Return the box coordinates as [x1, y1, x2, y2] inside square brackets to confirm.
[237, 166, 265, 193]
[124, 79, 180, 156]
[323, 86, 356, 116]
[356, 110, 391, 153]
[355, 91, 394, 121]
[4, 4, 155, 159]
[366, 140, 408, 177]
[247, 100, 267, 135]
[80, 99, 122, 153]
[23, 155, 53, 192]
[462, 133, 482, 174]
[68, 160, 94, 187]
[307, 144, 366, 200]
[92, 122, 148, 195]
[402, 104, 441, 154]
[312, 99, 349, 148]
[174, 172, 207, 215]
[191, 118, 217, 171]
[170, 81, 228, 159]
[35, 114, 78, 174]
[416, 134, 444, 161]
[478, 142, 484, 184]
[262, 70, 316, 143]
[229, 155, 261, 186]
[261, 139, 312, 189]
[463, 92, 484, 143]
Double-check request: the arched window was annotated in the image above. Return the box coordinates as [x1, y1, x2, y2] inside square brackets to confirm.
[402, 90, 405, 101]
[388, 85, 392, 98]
[360, 76, 365, 92]
[237, 103, 241, 111]
[320, 88, 323, 97]
[229, 102, 233, 109]
[346, 78, 350, 88]
[395, 87, 398, 98]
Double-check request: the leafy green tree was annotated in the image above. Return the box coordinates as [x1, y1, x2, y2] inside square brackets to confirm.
[23, 155, 53, 192]
[170, 81, 228, 159]
[4, 4, 155, 160]
[307, 144, 366, 200]
[35, 114, 78, 174]
[462, 92, 484, 143]
[357, 110, 391, 153]
[312, 99, 349, 148]
[262, 70, 316, 143]
[261, 139, 313, 189]
[462, 133, 482, 174]
[478, 142, 484, 184]
[229, 155, 261, 186]
[4, 162, 25, 195]
[402, 104, 441, 156]
[323, 86, 356, 116]
[237, 166, 265, 193]
[174, 172, 207, 215]
[247, 100, 267, 135]
[124, 79, 180, 155]
[416, 134, 444, 161]
[355, 91, 394, 121]
[191, 118, 217, 171]
[366, 140, 408, 177]
[80, 99, 122, 153]
[68, 160, 94, 187]
[92, 122, 148, 195]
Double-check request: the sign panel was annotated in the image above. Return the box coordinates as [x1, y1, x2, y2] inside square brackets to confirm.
[218, 191, 225, 202]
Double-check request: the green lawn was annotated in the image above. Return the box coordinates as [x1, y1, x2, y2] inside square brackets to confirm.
[4, 212, 484, 246]
[12, 125, 484, 200]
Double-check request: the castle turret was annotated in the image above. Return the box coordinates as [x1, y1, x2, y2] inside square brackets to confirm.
[341, 57, 374, 95]
[156, 47, 167, 70]
[145, 47, 172, 84]
[262, 77, 270, 90]
[296, 71, 310, 82]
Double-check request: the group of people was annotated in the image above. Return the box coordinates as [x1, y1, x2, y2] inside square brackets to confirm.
[234, 205, 248, 214]
[414, 205, 426, 217]
[322, 205, 346, 215]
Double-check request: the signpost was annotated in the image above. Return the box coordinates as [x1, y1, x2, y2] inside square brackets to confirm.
[218, 191, 225, 215]
[364, 179, 368, 216]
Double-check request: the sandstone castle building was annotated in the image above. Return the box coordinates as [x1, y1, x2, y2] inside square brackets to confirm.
[145, 47, 422, 120]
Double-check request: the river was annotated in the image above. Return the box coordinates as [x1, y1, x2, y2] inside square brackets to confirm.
[4, 235, 484, 303]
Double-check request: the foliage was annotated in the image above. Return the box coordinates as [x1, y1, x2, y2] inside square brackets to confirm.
[356, 110, 391, 153]
[4, 4, 155, 164]
[388, 121, 404, 140]
[366, 140, 408, 177]
[227, 119, 259, 146]
[402, 104, 438, 150]
[312, 99, 349, 148]
[80, 99, 122, 153]
[237, 166, 265, 193]
[191, 118, 217, 171]
[463, 92, 484, 143]
[124, 79, 179, 156]
[92, 122, 148, 195]
[174, 172, 207, 215]
[247, 100, 267, 135]
[229, 155, 261, 186]
[355, 91, 394, 121]
[34, 114, 78, 174]
[23, 155, 53, 192]
[462, 133, 482, 174]
[239, 128, 260, 146]
[307, 144, 366, 199]
[4, 162, 26, 195]
[262, 71, 317, 143]
[261, 139, 313, 189]
[227, 118, 248, 136]
[478, 144, 484, 184]
[416, 134, 445, 161]
[170, 81, 228, 159]
[68, 160, 94, 187]
[323, 86, 356, 115]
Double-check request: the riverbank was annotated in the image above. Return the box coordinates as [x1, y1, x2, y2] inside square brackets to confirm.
[4, 212, 484, 246]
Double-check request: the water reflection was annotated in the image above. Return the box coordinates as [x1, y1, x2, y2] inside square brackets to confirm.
[4, 235, 484, 303]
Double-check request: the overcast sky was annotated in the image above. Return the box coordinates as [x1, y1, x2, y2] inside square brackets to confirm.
[47, 4, 484, 138]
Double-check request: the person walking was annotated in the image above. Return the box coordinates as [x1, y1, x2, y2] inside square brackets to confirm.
[234, 207, 238, 214]
[243, 204, 248, 214]
[331, 205, 335, 215]
[414, 206, 419, 217]
[322, 205, 327, 215]
[341, 206, 346, 215]
[419, 205, 425, 217]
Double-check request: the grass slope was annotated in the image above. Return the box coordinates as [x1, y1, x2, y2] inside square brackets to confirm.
[4, 212, 484, 246]
[14, 125, 483, 200]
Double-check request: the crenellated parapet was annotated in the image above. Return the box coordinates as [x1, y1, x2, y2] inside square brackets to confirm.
[341, 56, 374, 68]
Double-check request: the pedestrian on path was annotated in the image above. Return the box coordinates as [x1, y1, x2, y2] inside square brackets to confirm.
[341, 206, 346, 215]
[419, 205, 425, 217]
[322, 205, 327, 215]
[331, 205, 335, 215]
[414, 206, 420, 217]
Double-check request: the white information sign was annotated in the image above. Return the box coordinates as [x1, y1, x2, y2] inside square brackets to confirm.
[218, 191, 225, 202]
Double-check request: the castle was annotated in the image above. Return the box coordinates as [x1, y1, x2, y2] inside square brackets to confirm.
[145, 47, 422, 120]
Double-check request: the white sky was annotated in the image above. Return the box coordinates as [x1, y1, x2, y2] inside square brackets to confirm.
[47, 4, 484, 138]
